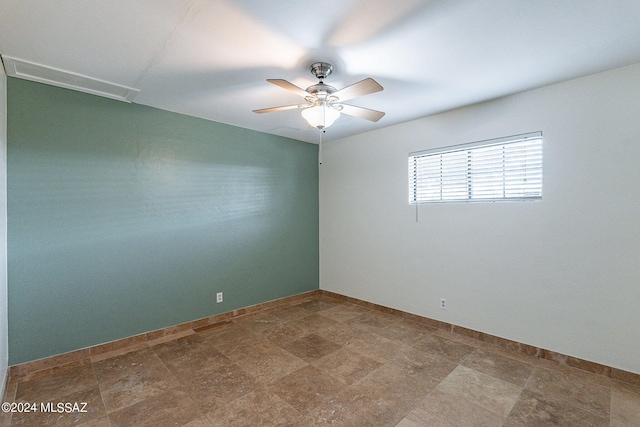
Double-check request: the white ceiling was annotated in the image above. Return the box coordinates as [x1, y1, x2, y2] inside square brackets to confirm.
[1, 0, 640, 143]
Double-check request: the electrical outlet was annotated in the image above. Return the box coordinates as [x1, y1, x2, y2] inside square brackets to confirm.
[440, 298, 447, 310]
[216, 292, 223, 303]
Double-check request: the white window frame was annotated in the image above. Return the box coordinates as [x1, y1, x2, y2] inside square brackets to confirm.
[409, 132, 542, 204]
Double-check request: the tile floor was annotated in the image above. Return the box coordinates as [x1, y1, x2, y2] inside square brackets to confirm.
[1, 296, 639, 426]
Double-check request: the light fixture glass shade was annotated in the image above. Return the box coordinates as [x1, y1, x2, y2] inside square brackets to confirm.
[301, 103, 340, 129]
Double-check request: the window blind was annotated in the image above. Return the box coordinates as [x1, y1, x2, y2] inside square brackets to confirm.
[409, 132, 542, 203]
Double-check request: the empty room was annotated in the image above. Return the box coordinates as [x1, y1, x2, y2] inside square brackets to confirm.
[0, 1, 639, 426]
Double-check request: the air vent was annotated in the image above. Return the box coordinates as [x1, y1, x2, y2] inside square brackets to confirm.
[1, 55, 139, 102]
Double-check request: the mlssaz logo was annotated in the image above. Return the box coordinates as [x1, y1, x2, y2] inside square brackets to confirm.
[40, 402, 88, 413]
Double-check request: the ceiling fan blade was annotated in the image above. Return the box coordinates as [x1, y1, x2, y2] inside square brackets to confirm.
[267, 79, 310, 98]
[338, 104, 385, 122]
[253, 103, 309, 114]
[332, 78, 383, 102]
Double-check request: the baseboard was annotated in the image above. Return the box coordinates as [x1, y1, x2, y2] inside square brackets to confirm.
[318, 289, 640, 386]
[5, 288, 639, 388]
[7, 289, 321, 380]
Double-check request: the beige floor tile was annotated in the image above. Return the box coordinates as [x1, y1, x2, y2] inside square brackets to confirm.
[99, 361, 181, 413]
[409, 333, 476, 364]
[194, 321, 248, 341]
[233, 311, 285, 336]
[205, 324, 277, 360]
[344, 311, 400, 334]
[303, 408, 358, 426]
[15, 359, 97, 403]
[151, 333, 211, 360]
[405, 389, 504, 427]
[297, 299, 344, 313]
[374, 319, 437, 345]
[611, 380, 640, 426]
[151, 334, 232, 379]
[315, 322, 373, 346]
[108, 388, 204, 427]
[183, 417, 214, 427]
[314, 364, 430, 427]
[206, 388, 302, 427]
[387, 347, 458, 384]
[394, 418, 423, 427]
[321, 302, 370, 323]
[251, 320, 308, 347]
[366, 364, 439, 406]
[282, 333, 343, 363]
[76, 417, 112, 427]
[313, 346, 382, 384]
[322, 381, 408, 427]
[179, 363, 262, 413]
[352, 409, 407, 427]
[504, 388, 609, 427]
[432, 328, 484, 348]
[525, 366, 611, 419]
[0, 410, 10, 427]
[232, 346, 308, 384]
[295, 313, 340, 334]
[306, 384, 404, 427]
[462, 348, 535, 387]
[270, 365, 347, 413]
[303, 392, 370, 427]
[92, 346, 163, 384]
[346, 332, 410, 363]
[0, 382, 17, 427]
[268, 304, 313, 321]
[436, 365, 522, 417]
[10, 385, 106, 427]
[534, 357, 612, 388]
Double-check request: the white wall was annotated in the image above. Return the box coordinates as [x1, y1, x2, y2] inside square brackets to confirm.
[320, 62, 640, 374]
[0, 67, 8, 393]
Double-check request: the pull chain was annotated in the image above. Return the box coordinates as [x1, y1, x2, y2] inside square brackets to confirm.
[318, 129, 324, 165]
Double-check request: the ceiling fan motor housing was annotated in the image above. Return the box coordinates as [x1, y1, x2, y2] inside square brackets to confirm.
[309, 62, 334, 80]
[305, 82, 338, 103]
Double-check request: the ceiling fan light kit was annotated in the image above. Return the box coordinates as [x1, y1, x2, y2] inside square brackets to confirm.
[253, 62, 385, 130]
[301, 102, 341, 129]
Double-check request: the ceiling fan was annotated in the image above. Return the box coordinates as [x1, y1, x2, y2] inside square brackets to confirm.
[253, 62, 385, 129]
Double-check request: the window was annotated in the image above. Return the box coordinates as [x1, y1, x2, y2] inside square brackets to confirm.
[409, 132, 542, 203]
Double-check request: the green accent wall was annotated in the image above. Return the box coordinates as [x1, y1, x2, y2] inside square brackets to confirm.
[7, 78, 319, 365]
